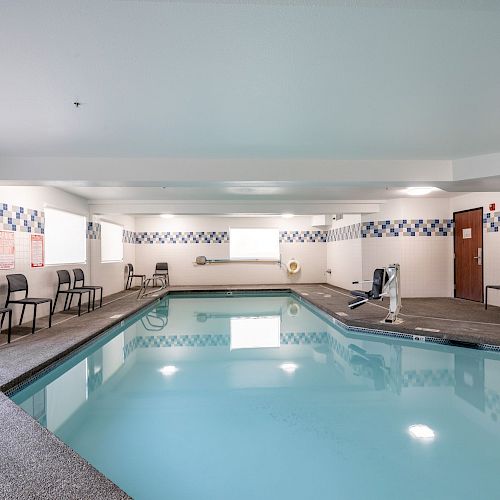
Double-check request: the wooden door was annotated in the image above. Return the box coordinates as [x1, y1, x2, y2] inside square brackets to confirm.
[454, 208, 483, 302]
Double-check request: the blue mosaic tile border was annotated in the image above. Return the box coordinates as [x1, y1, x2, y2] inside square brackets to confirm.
[327, 333, 351, 363]
[0, 203, 44, 234]
[486, 388, 500, 423]
[362, 219, 454, 238]
[123, 229, 135, 244]
[326, 223, 361, 242]
[123, 330, 329, 358]
[484, 212, 500, 233]
[279, 230, 327, 243]
[133, 230, 327, 244]
[87, 221, 100, 239]
[402, 369, 454, 387]
[135, 231, 229, 244]
[86, 224, 140, 243]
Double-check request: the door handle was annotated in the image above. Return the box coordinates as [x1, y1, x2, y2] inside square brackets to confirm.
[474, 248, 483, 265]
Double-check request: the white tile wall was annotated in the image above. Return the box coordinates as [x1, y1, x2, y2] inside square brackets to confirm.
[326, 215, 363, 290]
[361, 198, 454, 297]
[133, 216, 327, 285]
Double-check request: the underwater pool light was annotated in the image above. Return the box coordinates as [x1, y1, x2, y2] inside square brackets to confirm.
[280, 362, 298, 374]
[159, 365, 179, 376]
[408, 424, 435, 440]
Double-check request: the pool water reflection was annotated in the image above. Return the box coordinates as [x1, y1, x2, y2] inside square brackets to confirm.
[12, 294, 500, 500]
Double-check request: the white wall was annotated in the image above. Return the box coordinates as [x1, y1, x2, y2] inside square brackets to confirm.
[90, 214, 136, 296]
[134, 216, 326, 285]
[361, 198, 454, 297]
[0, 186, 91, 324]
[326, 214, 363, 290]
[451, 192, 500, 306]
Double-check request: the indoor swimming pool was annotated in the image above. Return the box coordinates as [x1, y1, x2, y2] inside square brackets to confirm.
[10, 292, 500, 500]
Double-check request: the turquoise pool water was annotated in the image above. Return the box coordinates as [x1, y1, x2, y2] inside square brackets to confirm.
[11, 293, 500, 500]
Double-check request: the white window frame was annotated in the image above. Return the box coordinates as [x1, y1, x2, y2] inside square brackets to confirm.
[100, 220, 124, 263]
[229, 227, 280, 261]
[44, 207, 87, 266]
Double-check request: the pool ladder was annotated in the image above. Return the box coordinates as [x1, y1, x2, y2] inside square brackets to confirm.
[137, 275, 168, 300]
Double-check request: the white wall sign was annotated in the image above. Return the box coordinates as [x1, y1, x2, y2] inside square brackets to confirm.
[0, 230, 15, 270]
[462, 228, 472, 239]
[31, 234, 44, 268]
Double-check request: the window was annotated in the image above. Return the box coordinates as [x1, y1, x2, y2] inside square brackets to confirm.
[45, 208, 86, 265]
[229, 228, 280, 261]
[101, 221, 123, 263]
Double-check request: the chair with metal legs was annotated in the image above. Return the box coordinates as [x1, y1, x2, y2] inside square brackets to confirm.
[72, 268, 103, 310]
[53, 270, 91, 317]
[152, 262, 170, 287]
[0, 308, 13, 343]
[5, 274, 52, 335]
[126, 263, 146, 290]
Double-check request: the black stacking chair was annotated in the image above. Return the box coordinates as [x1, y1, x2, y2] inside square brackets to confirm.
[53, 270, 91, 317]
[153, 262, 170, 286]
[5, 274, 52, 334]
[73, 268, 103, 310]
[126, 263, 145, 290]
[0, 308, 13, 343]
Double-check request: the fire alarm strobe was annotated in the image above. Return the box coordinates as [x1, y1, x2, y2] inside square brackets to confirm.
[490, 203, 496, 212]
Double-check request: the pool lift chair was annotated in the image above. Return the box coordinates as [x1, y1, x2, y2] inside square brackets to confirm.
[348, 264, 402, 324]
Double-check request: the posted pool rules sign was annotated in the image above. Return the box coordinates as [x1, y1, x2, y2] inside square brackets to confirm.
[0, 231, 15, 270]
[31, 234, 44, 268]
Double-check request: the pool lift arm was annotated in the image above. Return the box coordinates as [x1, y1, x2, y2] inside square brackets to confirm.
[348, 264, 402, 324]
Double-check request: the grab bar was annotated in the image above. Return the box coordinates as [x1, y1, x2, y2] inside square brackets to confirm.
[195, 256, 281, 265]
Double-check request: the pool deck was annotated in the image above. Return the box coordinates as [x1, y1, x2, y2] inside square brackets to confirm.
[0, 282, 500, 499]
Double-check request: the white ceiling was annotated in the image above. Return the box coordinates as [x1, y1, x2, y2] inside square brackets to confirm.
[1, 0, 500, 158]
[59, 183, 457, 202]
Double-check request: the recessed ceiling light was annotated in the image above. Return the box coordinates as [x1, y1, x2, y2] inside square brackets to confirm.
[280, 362, 298, 373]
[160, 214, 175, 219]
[281, 213, 294, 219]
[408, 424, 435, 440]
[159, 365, 178, 376]
[406, 187, 437, 196]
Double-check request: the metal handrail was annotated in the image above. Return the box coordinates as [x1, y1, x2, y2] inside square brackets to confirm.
[137, 275, 168, 299]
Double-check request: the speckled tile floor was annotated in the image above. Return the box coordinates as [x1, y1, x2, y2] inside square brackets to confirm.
[291, 284, 500, 346]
